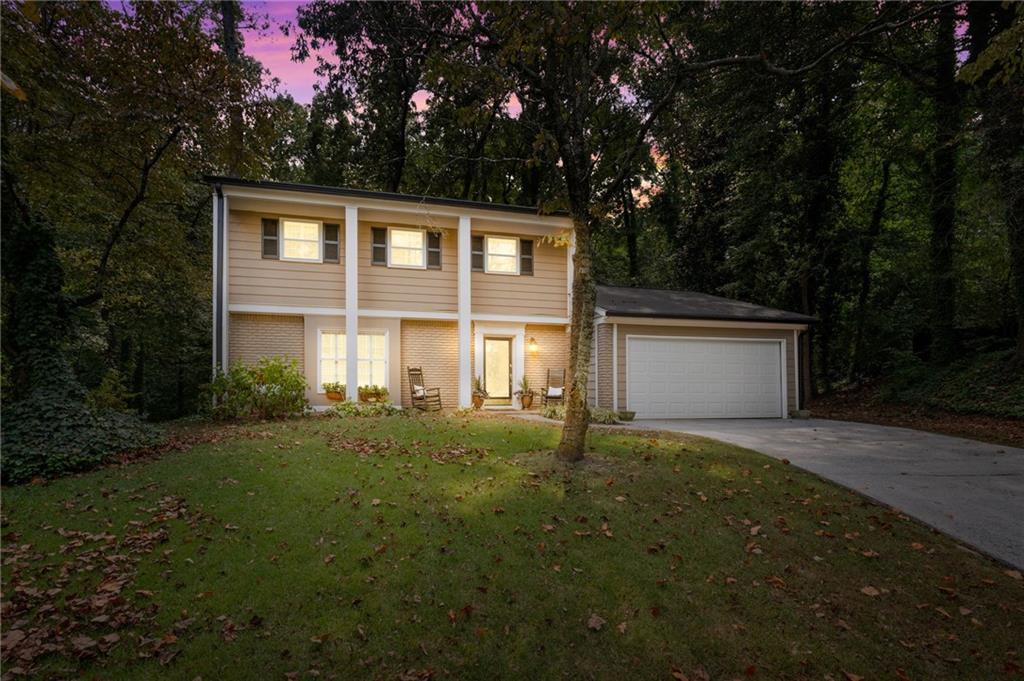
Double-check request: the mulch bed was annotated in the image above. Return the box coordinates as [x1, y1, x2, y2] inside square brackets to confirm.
[811, 395, 1024, 449]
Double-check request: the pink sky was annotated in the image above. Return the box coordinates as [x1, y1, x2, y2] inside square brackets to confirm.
[242, 1, 320, 103]
[240, 1, 505, 114]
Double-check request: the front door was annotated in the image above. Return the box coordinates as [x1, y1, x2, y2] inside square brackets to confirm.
[483, 337, 513, 405]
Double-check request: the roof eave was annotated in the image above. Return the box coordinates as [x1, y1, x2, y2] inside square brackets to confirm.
[204, 175, 570, 218]
[602, 310, 817, 325]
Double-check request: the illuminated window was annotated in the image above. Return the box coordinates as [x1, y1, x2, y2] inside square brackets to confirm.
[281, 219, 321, 262]
[485, 235, 518, 274]
[318, 331, 388, 392]
[388, 228, 425, 268]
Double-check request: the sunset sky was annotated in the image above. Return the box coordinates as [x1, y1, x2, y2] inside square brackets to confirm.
[241, 1, 320, 103]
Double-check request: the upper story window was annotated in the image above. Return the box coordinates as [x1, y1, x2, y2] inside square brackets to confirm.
[471, 235, 534, 276]
[281, 219, 321, 261]
[371, 227, 442, 270]
[261, 217, 339, 264]
[389, 227, 426, 268]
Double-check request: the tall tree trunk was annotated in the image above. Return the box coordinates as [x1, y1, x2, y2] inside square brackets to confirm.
[556, 206, 595, 462]
[849, 159, 892, 380]
[220, 1, 244, 176]
[927, 4, 961, 364]
[385, 89, 413, 193]
[621, 185, 639, 282]
[967, 3, 1023, 366]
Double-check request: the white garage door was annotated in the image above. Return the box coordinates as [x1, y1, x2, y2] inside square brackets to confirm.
[626, 337, 783, 419]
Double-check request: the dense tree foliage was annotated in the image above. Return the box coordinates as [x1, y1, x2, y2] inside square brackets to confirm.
[2, 2, 1020, 465]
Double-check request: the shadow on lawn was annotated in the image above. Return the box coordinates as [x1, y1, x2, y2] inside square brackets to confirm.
[2, 414, 1023, 680]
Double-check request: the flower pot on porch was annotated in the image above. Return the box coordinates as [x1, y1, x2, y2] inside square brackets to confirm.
[326, 391, 345, 402]
[472, 395, 485, 410]
[519, 394, 534, 410]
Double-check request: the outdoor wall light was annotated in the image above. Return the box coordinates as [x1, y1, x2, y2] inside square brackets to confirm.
[527, 337, 538, 353]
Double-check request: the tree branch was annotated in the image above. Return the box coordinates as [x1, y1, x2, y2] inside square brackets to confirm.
[72, 124, 183, 307]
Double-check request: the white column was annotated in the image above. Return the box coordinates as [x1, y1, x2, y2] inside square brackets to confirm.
[211, 191, 220, 374]
[345, 205, 359, 400]
[566, 231, 575, 314]
[457, 216, 472, 408]
[220, 194, 230, 370]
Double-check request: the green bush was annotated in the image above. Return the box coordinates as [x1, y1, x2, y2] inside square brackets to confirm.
[329, 400, 403, 417]
[205, 356, 307, 420]
[540, 405, 619, 424]
[85, 368, 137, 412]
[2, 393, 162, 484]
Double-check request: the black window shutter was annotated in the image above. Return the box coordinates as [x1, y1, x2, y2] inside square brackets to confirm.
[471, 235, 484, 271]
[261, 218, 279, 259]
[371, 227, 387, 265]
[427, 232, 442, 269]
[519, 239, 534, 276]
[323, 223, 340, 263]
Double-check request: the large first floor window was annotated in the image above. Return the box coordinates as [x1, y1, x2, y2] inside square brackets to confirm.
[319, 331, 388, 391]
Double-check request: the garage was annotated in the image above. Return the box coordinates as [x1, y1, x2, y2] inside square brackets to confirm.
[626, 336, 784, 418]
[592, 285, 815, 419]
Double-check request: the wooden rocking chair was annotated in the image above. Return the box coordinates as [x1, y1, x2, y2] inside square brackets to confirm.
[407, 367, 442, 411]
[542, 368, 566, 407]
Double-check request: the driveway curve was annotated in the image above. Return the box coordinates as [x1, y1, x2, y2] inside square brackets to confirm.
[632, 418, 1024, 569]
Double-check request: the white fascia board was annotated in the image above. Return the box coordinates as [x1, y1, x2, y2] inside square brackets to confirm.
[602, 316, 809, 331]
[221, 187, 572, 230]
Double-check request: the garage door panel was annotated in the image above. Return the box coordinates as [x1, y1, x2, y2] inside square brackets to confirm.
[627, 337, 782, 419]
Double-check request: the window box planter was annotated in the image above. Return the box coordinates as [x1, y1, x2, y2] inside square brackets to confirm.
[322, 383, 346, 402]
[358, 386, 389, 403]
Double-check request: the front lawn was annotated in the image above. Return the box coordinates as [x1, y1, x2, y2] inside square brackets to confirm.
[2, 414, 1021, 680]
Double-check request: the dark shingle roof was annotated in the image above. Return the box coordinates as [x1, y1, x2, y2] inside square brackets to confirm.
[596, 285, 815, 324]
[205, 176, 568, 218]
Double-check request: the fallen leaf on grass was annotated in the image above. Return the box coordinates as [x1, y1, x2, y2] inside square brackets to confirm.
[1005, 569, 1022, 580]
[587, 613, 606, 631]
[860, 586, 881, 597]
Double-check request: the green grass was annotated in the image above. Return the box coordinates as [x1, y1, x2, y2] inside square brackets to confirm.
[3, 414, 1022, 680]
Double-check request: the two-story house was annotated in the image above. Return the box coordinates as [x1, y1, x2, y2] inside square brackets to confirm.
[208, 177, 813, 418]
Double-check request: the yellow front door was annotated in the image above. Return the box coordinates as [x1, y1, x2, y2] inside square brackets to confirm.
[483, 337, 512, 404]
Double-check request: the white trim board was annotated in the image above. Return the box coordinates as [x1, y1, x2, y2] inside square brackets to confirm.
[227, 304, 568, 326]
[604, 316, 808, 331]
[473, 322, 525, 408]
[222, 187, 573, 229]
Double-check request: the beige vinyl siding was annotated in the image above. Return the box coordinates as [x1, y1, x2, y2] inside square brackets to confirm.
[472, 234, 567, 317]
[524, 324, 570, 398]
[400, 320, 459, 408]
[359, 223, 458, 312]
[228, 313, 304, 369]
[614, 324, 797, 414]
[228, 210, 344, 308]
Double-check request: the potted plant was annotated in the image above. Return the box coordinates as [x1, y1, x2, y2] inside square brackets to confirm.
[322, 382, 346, 401]
[514, 376, 535, 410]
[358, 385, 389, 403]
[617, 410, 635, 422]
[472, 376, 488, 409]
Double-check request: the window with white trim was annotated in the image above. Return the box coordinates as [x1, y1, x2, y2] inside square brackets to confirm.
[388, 228, 426, 268]
[357, 333, 387, 387]
[281, 219, 321, 262]
[319, 331, 346, 388]
[485, 235, 518, 274]
[318, 331, 388, 391]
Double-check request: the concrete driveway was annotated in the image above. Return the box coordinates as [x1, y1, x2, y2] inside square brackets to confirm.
[633, 418, 1024, 569]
